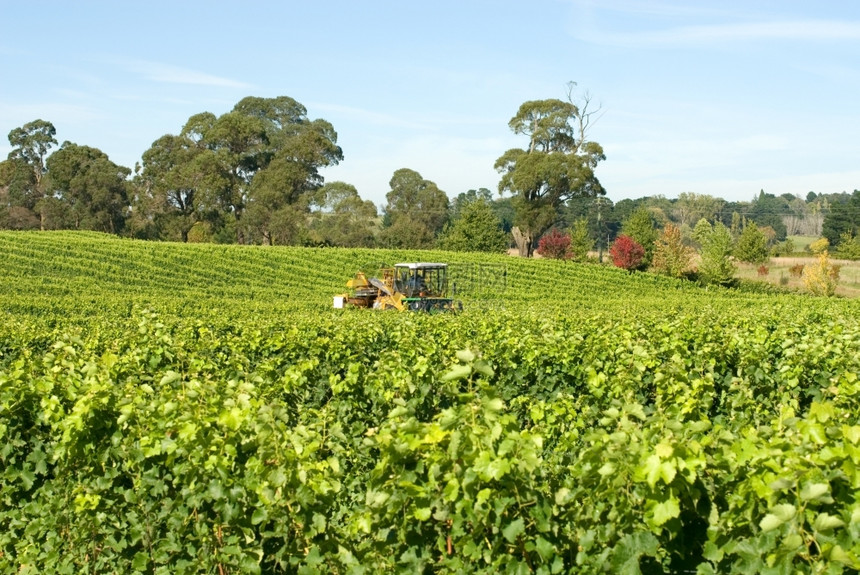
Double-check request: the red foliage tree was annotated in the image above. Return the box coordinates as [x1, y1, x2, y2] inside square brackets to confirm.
[536, 228, 572, 260]
[610, 234, 645, 271]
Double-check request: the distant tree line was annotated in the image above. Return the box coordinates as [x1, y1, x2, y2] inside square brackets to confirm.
[3, 92, 859, 256]
[0, 98, 513, 253]
[561, 189, 860, 257]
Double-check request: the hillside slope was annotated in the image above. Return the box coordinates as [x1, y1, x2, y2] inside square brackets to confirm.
[0, 231, 832, 321]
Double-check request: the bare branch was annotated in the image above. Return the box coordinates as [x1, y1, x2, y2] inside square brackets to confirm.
[565, 81, 604, 152]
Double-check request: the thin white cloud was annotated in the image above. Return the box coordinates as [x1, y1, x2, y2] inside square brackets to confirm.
[128, 60, 253, 89]
[735, 135, 789, 152]
[796, 62, 860, 87]
[576, 19, 860, 47]
[0, 101, 103, 125]
[571, 0, 733, 20]
[659, 20, 860, 43]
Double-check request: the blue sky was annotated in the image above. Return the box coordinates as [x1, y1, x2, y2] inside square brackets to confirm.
[2, 0, 859, 207]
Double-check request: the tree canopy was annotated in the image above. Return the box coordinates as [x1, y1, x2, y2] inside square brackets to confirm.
[307, 181, 378, 247]
[380, 168, 449, 249]
[46, 142, 130, 234]
[438, 197, 508, 253]
[3, 120, 58, 229]
[136, 96, 343, 244]
[495, 90, 605, 257]
[822, 190, 860, 247]
[621, 208, 657, 268]
[734, 221, 769, 264]
[697, 220, 737, 286]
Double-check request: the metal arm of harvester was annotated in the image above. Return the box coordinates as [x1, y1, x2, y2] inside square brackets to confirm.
[369, 275, 406, 310]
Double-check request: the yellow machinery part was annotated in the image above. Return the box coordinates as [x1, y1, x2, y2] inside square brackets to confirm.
[374, 293, 406, 311]
[346, 271, 370, 289]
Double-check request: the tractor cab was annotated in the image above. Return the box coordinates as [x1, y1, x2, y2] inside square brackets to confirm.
[394, 263, 455, 312]
[394, 263, 447, 297]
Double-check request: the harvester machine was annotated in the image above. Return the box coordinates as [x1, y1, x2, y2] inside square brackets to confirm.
[334, 263, 460, 312]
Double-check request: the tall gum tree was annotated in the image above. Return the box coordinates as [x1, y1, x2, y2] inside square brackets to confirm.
[380, 168, 449, 249]
[307, 181, 378, 247]
[46, 142, 131, 234]
[136, 96, 343, 244]
[495, 87, 605, 257]
[233, 96, 343, 244]
[5, 119, 58, 229]
[134, 119, 211, 241]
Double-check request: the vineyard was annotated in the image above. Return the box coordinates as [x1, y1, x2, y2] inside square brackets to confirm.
[2, 231, 860, 574]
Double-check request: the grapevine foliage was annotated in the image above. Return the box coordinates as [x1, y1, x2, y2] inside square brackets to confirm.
[2, 231, 860, 573]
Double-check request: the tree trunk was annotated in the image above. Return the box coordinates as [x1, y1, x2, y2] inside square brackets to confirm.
[234, 209, 245, 244]
[512, 226, 534, 257]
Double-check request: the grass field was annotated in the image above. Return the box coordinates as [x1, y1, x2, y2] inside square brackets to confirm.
[786, 235, 818, 252]
[2, 231, 860, 574]
[736, 256, 860, 298]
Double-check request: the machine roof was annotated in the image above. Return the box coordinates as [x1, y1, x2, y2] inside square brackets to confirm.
[394, 263, 448, 269]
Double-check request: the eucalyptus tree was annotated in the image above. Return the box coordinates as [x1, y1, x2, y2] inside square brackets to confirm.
[137, 96, 343, 244]
[4, 119, 58, 229]
[0, 158, 40, 229]
[306, 181, 378, 247]
[241, 97, 344, 244]
[46, 142, 131, 234]
[672, 192, 724, 228]
[495, 86, 605, 256]
[133, 114, 215, 241]
[380, 168, 449, 249]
